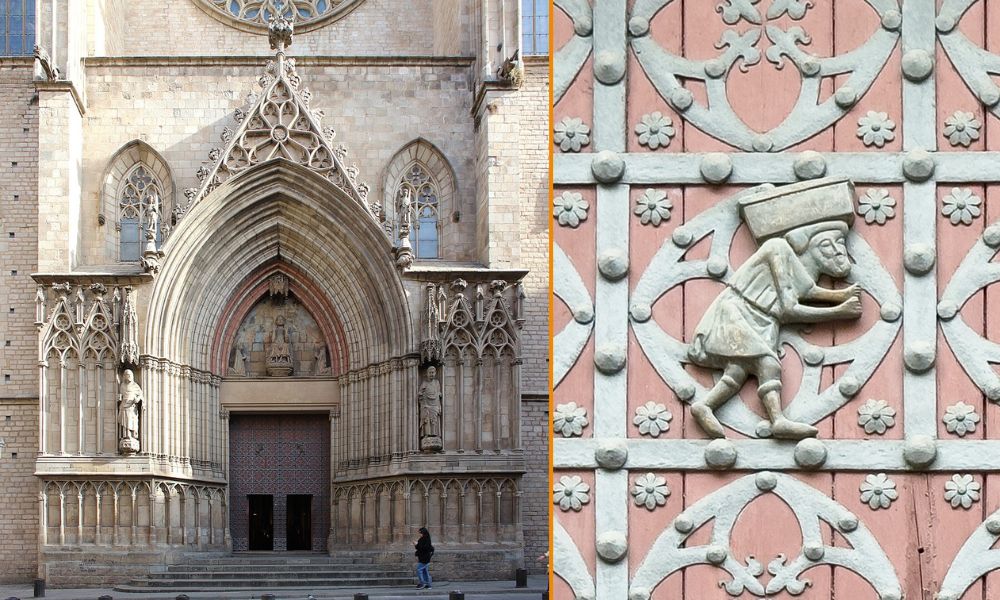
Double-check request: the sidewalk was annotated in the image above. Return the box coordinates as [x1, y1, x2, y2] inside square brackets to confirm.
[0, 575, 548, 600]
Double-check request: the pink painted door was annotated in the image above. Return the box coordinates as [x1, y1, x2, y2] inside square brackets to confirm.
[552, 0, 1000, 598]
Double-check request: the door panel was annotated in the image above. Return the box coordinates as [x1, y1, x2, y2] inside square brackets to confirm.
[553, 1, 1000, 598]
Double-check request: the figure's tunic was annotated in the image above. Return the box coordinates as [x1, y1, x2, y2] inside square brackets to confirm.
[689, 238, 814, 369]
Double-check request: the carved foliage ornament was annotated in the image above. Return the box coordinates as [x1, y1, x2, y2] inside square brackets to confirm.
[196, 0, 367, 33]
[183, 20, 373, 227]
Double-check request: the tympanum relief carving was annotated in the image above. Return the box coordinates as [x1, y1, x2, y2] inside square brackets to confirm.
[227, 289, 331, 378]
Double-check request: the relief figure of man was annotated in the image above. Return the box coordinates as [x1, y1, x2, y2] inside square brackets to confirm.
[688, 180, 863, 439]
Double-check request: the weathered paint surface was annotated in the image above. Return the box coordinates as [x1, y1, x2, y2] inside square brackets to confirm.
[553, 0, 1000, 598]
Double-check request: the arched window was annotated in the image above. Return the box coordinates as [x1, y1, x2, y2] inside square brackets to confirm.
[398, 164, 440, 260]
[101, 141, 174, 264]
[117, 164, 163, 262]
[383, 140, 458, 262]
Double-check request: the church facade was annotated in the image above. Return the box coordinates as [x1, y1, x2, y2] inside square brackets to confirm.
[0, 0, 550, 585]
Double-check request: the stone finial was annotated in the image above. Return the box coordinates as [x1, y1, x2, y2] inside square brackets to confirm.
[268, 16, 294, 52]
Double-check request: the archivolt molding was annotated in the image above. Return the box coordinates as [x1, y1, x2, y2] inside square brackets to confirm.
[937, 0, 1000, 115]
[147, 159, 411, 374]
[629, 473, 901, 600]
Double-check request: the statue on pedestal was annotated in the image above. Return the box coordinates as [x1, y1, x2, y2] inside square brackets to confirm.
[118, 369, 143, 454]
[230, 344, 248, 377]
[688, 178, 863, 440]
[266, 315, 293, 376]
[419, 366, 443, 451]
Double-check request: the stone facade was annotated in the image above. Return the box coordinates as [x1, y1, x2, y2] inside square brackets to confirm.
[0, 0, 549, 586]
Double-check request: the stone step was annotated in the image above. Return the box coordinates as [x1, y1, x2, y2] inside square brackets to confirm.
[149, 570, 413, 579]
[155, 562, 382, 573]
[125, 577, 415, 589]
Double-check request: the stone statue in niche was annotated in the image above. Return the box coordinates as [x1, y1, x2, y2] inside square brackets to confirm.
[230, 345, 248, 377]
[118, 369, 143, 454]
[312, 344, 331, 375]
[266, 315, 293, 376]
[419, 366, 443, 451]
[688, 178, 863, 440]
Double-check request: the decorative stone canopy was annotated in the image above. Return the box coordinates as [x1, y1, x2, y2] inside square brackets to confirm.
[182, 17, 374, 225]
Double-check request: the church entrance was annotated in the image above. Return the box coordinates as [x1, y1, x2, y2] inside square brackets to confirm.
[229, 414, 330, 552]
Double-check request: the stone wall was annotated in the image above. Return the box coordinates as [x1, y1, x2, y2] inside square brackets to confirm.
[520, 397, 549, 574]
[0, 60, 41, 584]
[0, 61, 39, 397]
[79, 60, 480, 267]
[0, 399, 40, 583]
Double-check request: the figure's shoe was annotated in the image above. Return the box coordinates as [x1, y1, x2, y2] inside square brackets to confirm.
[691, 402, 727, 438]
[770, 418, 819, 440]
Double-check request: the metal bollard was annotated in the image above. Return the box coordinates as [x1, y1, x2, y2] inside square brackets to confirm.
[32, 579, 44, 598]
[449, 592, 465, 600]
[515, 568, 528, 588]
[353, 594, 369, 600]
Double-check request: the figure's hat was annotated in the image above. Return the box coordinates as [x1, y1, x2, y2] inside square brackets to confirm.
[738, 177, 856, 243]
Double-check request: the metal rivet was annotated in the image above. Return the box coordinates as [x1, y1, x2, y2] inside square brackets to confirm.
[755, 471, 777, 491]
[880, 302, 902, 322]
[594, 343, 627, 374]
[901, 49, 934, 82]
[706, 256, 729, 278]
[669, 88, 694, 112]
[902, 149, 935, 181]
[591, 151, 625, 183]
[984, 224, 1000, 248]
[935, 14, 957, 33]
[705, 439, 737, 468]
[937, 301, 958, 321]
[838, 514, 858, 532]
[794, 151, 826, 180]
[881, 9, 902, 31]
[700, 153, 733, 184]
[904, 341, 935, 373]
[675, 383, 696, 402]
[672, 226, 694, 247]
[628, 16, 649, 37]
[903, 243, 935, 275]
[803, 543, 825, 561]
[704, 59, 726, 79]
[595, 439, 628, 470]
[596, 530, 628, 562]
[705, 545, 728, 565]
[629, 303, 651, 323]
[751, 134, 774, 152]
[903, 435, 937, 467]
[673, 514, 694, 533]
[794, 438, 827, 469]
[574, 305, 595, 324]
[834, 86, 858, 108]
[598, 248, 629, 281]
[594, 50, 626, 85]
[838, 375, 860, 397]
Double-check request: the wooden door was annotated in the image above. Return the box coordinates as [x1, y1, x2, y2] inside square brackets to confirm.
[553, 1, 1000, 598]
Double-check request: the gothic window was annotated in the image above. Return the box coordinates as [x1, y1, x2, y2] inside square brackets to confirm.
[384, 140, 458, 261]
[118, 165, 163, 262]
[0, 0, 34, 55]
[398, 165, 440, 260]
[195, 0, 366, 33]
[521, 0, 548, 56]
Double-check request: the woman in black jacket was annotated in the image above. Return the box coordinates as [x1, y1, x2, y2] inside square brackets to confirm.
[414, 527, 434, 589]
